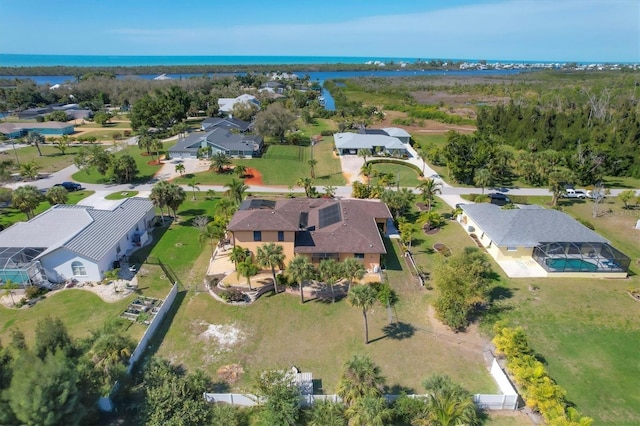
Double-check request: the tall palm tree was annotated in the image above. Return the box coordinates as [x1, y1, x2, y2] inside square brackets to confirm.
[473, 168, 492, 195]
[137, 131, 153, 154]
[211, 152, 231, 173]
[360, 162, 373, 184]
[417, 178, 442, 211]
[307, 158, 318, 179]
[549, 170, 568, 207]
[174, 163, 185, 176]
[336, 354, 385, 406]
[297, 177, 314, 198]
[237, 259, 259, 291]
[256, 242, 285, 294]
[224, 179, 248, 205]
[150, 139, 163, 163]
[188, 177, 200, 200]
[150, 180, 171, 223]
[45, 186, 68, 205]
[287, 255, 315, 304]
[11, 185, 42, 219]
[230, 246, 248, 279]
[217, 196, 237, 223]
[345, 395, 392, 426]
[165, 183, 186, 218]
[25, 131, 44, 156]
[341, 258, 365, 291]
[199, 221, 225, 257]
[318, 259, 343, 303]
[348, 285, 378, 344]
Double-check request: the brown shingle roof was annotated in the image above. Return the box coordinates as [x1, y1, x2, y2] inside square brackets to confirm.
[227, 198, 392, 254]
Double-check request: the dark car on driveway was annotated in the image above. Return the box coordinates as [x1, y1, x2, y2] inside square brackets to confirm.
[54, 181, 82, 191]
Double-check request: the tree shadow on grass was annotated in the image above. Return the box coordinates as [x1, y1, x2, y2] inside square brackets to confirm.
[177, 209, 208, 226]
[490, 285, 514, 301]
[382, 322, 416, 340]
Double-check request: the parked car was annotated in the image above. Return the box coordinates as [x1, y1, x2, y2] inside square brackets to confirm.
[54, 181, 82, 191]
[488, 193, 511, 206]
[562, 189, 587, 199]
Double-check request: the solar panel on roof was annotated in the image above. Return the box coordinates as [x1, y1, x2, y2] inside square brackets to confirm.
[318, 203, 341, 229]
[299, 212, 309, 229]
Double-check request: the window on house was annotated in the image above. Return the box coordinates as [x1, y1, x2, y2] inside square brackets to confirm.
[71, 261, 87, 276]
[116, 244, 121, 254]
[507, 247, 517, 252]
[278, 231, 284, 242]
[354, 253, 365, 259]
[253, 231, 262, 241]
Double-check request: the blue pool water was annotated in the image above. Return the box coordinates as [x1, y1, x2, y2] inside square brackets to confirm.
[545, 258, 598, 272]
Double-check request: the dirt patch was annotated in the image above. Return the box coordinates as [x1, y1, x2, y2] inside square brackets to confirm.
[147, 159, 163, 166]
[424, 227, 441, 235]
[217, 364, 244, 384]
[425, 305, 487, 353]
[243, 167, 264, 185]
[411, 91, 510, 108]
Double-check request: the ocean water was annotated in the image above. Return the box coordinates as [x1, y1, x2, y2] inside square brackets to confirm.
[0, 54, 426, 67]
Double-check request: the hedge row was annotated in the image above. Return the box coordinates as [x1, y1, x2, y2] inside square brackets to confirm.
[492, 323, 593, 426]
[366, 159, 424, 177]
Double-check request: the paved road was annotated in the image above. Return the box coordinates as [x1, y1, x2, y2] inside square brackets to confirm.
[5, 145, 638, 209]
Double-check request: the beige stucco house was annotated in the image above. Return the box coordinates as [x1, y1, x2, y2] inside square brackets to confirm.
[227, 198, 392, 271]
[458, 204, 630, 278]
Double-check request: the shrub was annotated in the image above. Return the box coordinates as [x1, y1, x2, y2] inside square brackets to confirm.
[123, 130, 131, 137]
[25, 285, 46, 300]
[320, 129, 335, 136]
[220, 288, 246, 303]
[576, 218, 595, 230]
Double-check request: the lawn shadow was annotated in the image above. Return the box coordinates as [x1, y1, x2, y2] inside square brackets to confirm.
[382, 322, 416, 340]
[177, 209, 208, 226]
[384, 384, 416, 395]
[383, 238, 402, 271]
[312, 379, 324, 394]
[128, 223, 172, 264]
[490, 285, 514, 301]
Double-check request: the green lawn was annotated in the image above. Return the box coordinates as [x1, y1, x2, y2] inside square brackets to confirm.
[2, 144, 86, 174]
[72, 142, 173, 184]
[176, 141, 346, 186]
[105, 191, 139, 200]
[0, 190, 94, 229]
[371, 162, 422, 187]
[74, 129, 129, 141]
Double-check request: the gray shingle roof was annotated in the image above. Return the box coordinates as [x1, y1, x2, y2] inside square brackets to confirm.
[460, 203, 609, 247]
[201, 117, 251, 132]
[0, 197, 154, 262]
[169, 128, 262, 154]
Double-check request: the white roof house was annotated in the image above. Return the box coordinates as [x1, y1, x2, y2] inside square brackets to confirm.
[333, 132, 408, 156]
[383, 127, 412, 143]
[0, 198, 155, 286]
[218, 94, 261, 116]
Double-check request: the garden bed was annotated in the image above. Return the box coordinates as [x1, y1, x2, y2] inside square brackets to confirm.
[433, 243, 452, 256]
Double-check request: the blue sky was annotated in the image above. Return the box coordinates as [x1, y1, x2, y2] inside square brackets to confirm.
[0, 0, 638, 62]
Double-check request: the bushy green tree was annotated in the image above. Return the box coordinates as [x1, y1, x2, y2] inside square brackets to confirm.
[111, 154, 138, 183]
[253, 369, 301, 426]
[254, 102, 297, 143]
[11, 184, 43, 219]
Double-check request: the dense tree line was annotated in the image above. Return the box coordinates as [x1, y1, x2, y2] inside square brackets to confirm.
[0, 317, 135, 425]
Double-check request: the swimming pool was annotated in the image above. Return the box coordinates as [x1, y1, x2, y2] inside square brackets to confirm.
[545, 258, 598, 272]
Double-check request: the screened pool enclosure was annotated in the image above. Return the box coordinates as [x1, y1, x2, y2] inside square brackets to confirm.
[532, 242, 630, 274]
[0, 247, 48, 286]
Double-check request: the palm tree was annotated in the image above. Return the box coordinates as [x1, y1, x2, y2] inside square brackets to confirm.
[307, 158, 318, 179]
[297, 177, 314, 198]
[473, 168, 492, 195]
[549, 170, 568, 207]
[341, 258, 365, 291]
[256, 242, 285, 294]
[199, 221, 225, 257]
[25, 131, 44, 156]
[357, 148, 372, 163]
[150, 139, 163, 163]
[421, 374, 479, 426]
[287, 255, 315, 304]
[2, 279, 19, 306]
[345, 395, 392, 426]
[336, 354, 385, 406]
[188, 177, 200, 200]
[308, 400, 347, 426]
[166, 183, 186, 218]
[224, 178, 248, 205]
[211, 152, 231, 173]
[137, 132, 153, 154]
[348, 284, 378, 344]
[174, 163, 185, 176]
[150, 180, 171, 223]
[20, 161, 41, 180]
[230, 246, 248, 278]
[234, 164, 247, 178]
[419, 147, 430, 175]
[417, 178, 442, 211]
[318, 259, 342, 303]
[360, 163, 373, 184]
[11, 185, 42, 219]
[217, 196, 237, 222]
[45, 186, 68, 205]
[237, 259, 259, 291]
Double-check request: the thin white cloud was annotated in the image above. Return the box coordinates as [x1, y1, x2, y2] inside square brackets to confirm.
[106, 0, 639, 61]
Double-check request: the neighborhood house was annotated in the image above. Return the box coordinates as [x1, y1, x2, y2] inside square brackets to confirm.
[169, 127, 263, 159]
[0, 121, 75, 138]
[333, 131, 409, 156]
[227, 198, 393, 272]
[0, 198, 155, 286]
[458, 204, 630, 278]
